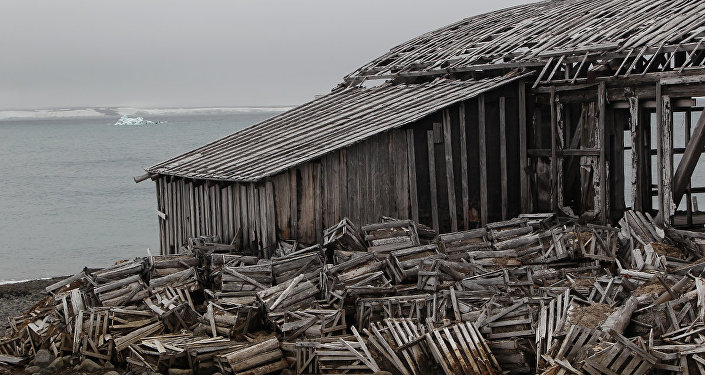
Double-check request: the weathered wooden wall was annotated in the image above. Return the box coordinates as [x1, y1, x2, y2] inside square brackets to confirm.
[154, 82, 524, 255]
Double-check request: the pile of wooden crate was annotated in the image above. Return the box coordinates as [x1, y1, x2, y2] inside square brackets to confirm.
[2, 211, 705, 375]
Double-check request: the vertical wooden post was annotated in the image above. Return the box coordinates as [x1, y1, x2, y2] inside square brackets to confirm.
[443, 109, 458, 232]
[459, 103, 470, 229]
[551, 87, 558, 213]
[289, 169, 298, 239]
[598, 82, 608, 223]
[519, 82, 529, 213]
[427, 130, 439, 232]
[629, 97, 641, 211]
[685, 109, 693, 226]
[406, 129, 419, 223]
[656, 83, 664, 224]
[478, 95, 488, 226]
[556, 98, 565, 211]
[499, 97, 508, 220]
[662, 95, 674, 224]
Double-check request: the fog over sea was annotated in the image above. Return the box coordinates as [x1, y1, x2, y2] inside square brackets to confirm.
[0, 107, 287, 282]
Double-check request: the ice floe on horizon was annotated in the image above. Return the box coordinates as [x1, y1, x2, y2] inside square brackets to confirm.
[0, 106, 293, 121]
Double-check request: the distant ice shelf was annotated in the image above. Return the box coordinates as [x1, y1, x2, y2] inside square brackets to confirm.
[114, 115, 161, 126]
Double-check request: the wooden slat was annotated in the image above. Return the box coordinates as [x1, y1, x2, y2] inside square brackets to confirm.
[478, 94, 488, 226]
[407, 129, 419, 223]
[459, 103, 470, 230]
[499, 96, 508, 220]
[443, 109, 458, 232]
[427, 130, 440, 233]
[519, 82, 529, 214]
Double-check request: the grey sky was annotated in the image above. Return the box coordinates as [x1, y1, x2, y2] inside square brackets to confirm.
[1, 0, 534, 110]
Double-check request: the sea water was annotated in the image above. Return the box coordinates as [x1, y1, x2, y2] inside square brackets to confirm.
[0, 109, 284, 281]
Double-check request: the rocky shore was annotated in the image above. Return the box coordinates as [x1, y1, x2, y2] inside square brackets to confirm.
[0, 278, 65, 337]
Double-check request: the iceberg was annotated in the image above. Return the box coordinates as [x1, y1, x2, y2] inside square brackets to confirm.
[114, 115, 159, 126]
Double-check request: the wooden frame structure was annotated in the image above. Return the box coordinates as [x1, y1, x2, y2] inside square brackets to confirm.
[139, 0, 705, 255]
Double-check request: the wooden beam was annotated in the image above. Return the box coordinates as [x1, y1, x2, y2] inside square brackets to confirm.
[459, 103, 470, 229]
[499, 97, 508, 220]
[662, 95, 674, 224]
[478, 95, 488, 226]
[629, 97, 642, 211]
[655, 83, 665, 224]
[551, 87, 558, 213]
[443, 109, 458, 232]
[519, 82, 529, 213]
[427, 130, 439, 232]
[406, 129, 419, 223]
[598, 82, 608, 223]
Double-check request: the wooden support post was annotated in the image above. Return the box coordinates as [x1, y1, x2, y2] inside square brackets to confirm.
[519, 82, 529, 213]
[557, 98, 565, 212]
[290, 169, 298, 239]
[499, 97, 508, 220]
[686, 109, 693, 226]
[551, 87, 558, 213]
[629, 97, 641, 211]
[656, 83, 664, 224]
[443, 109, 458, 232]
[478, 95, 488, 226]
[459, 103, 470, 230]
[427, 130, 440, 232]
[406, 129, 419, 224]
[598, 82, 608, 223]
[662, 95, 674, 224]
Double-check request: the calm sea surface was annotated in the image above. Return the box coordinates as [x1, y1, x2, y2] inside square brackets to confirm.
[0, 111, 280, 282]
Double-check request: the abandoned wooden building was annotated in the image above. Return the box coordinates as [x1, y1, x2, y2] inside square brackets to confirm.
[138, 0, 705, 255]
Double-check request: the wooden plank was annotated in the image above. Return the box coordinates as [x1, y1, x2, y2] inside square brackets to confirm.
[656, 83, 664, 224]
[598, 82, 608, 223]
[427, 130, 440, 233]
[629, 97, 641, 211]
[407, 129, 419, 223]
[478, 94, 488, 226]
[551, 86, 559, 213]
[315, 162, 323, 244]
[340, 149, 349, 220]
[443, 109, 458, 232]
[499, 96, 508, 220]
[459, 103, 470, 229]
[266, 181, 277, 255]
[519, 81, 529, 214]
[290, 168, 298, 240]
[662, 95, 674, 224]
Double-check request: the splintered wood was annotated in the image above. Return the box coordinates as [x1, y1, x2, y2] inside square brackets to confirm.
[3, 211, 705, 374]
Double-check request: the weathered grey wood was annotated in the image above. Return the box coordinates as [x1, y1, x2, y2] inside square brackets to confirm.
[551, 87, 559, 213]
[459, 103, 470, 230]
[519, 82, 529, 213]
[598, 82, 608, 223]
[443, 109, 458, 232]
[478, 94, 488, 226]
[499, 96, 508, 220]
[407, 129, 419, 223]
[662, 95, 674, 224]
[629, 97, 641, 211]
[427, 130, 440, 232]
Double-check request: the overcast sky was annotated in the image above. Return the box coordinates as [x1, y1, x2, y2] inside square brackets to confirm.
[1, 0, 534, 110]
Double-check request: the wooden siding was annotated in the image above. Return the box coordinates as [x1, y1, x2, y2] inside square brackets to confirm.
[154, 85, 523, 255]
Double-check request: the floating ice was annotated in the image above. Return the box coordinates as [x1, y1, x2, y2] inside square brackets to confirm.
[114, 115, 158, 126]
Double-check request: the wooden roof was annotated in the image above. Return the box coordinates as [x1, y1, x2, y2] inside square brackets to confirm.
[345, 0, 705, 81]
[147, 73, 523, 181]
